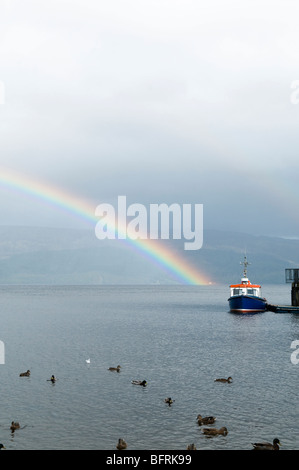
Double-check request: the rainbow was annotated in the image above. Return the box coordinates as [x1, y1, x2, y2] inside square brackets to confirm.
[0, 166, 210, 285]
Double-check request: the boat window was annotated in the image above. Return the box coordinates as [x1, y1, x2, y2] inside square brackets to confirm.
[247, 288, 258, 296]
[233, 288, 241, 295]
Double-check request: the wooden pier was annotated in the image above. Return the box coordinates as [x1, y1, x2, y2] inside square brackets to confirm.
[267, 269, 299, 313]
[266, 303, 299, 313]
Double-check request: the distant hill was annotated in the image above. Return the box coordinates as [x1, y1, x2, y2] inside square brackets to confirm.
[0, 226, 298, 285]
[188, 230, 299, 284]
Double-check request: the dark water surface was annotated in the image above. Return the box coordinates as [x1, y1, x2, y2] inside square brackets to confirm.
[0, 284, 297, 450]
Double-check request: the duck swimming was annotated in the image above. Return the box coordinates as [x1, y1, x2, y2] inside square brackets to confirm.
[202, 426, 228, 436]
[116, 438, 127, 450]
[10, 421, 20, 432]
[108, 365, 121, 372]
[186, 443, 197, 450]
[19, 370, 30, 377]
[48, 375, 57, 383]
[164, 397, 174, 406]
[214, 377, 232, 383]
[0, 444, 5, 450]
[252, 438, 281, 450]
[197, 414, 216, 425]
[131, 380, 147, 386]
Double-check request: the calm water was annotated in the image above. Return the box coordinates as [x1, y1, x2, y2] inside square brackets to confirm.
[0, 284, 297, 450]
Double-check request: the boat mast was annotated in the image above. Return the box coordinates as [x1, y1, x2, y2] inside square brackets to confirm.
[240, 255, 251, 278]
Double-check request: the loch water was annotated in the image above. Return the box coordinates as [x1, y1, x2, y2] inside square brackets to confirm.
[0, 284, 297, 450]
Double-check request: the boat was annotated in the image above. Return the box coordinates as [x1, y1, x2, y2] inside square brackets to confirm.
[228, 256, 267, 313]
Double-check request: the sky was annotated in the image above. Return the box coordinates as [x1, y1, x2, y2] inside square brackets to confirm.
[0, 0, 299, 238]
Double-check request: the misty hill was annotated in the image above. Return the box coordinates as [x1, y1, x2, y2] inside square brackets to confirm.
[0, 226, 298, 285]
[192, 230, 299, 284]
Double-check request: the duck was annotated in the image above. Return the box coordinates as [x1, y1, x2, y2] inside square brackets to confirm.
[108, 365, 121, 372]
[197, 414, 216, 425]
[202, 426, 228, 436]
[164, 397, 174, 406]
[251, 438, 281, 451]
[49, 375, 57, 383]
[186, 443, 197, 450]
[10, 421, 20, 432]
[214, 377, 232, 383]
[0, 444, 6, 450]
[131, 380, 147, 386]
[19, 370, 30, 377]
[116, 438, 127, 450]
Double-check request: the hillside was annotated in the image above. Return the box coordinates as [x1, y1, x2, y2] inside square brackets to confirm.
[0, 226, 298, 285]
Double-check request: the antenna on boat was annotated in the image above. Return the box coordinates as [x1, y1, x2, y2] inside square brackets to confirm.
[240, 255, 251, 278]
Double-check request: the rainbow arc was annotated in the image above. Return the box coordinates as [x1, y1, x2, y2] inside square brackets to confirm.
[0, 167, 210, 285]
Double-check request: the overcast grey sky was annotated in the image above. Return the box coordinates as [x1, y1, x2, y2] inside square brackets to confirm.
[0, 0, 299, 237]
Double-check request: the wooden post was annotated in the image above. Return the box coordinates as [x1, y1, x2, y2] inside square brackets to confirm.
[291, 282, 299, 306]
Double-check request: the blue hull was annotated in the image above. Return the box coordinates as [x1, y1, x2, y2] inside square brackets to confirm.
[228, 295, 267, 313]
